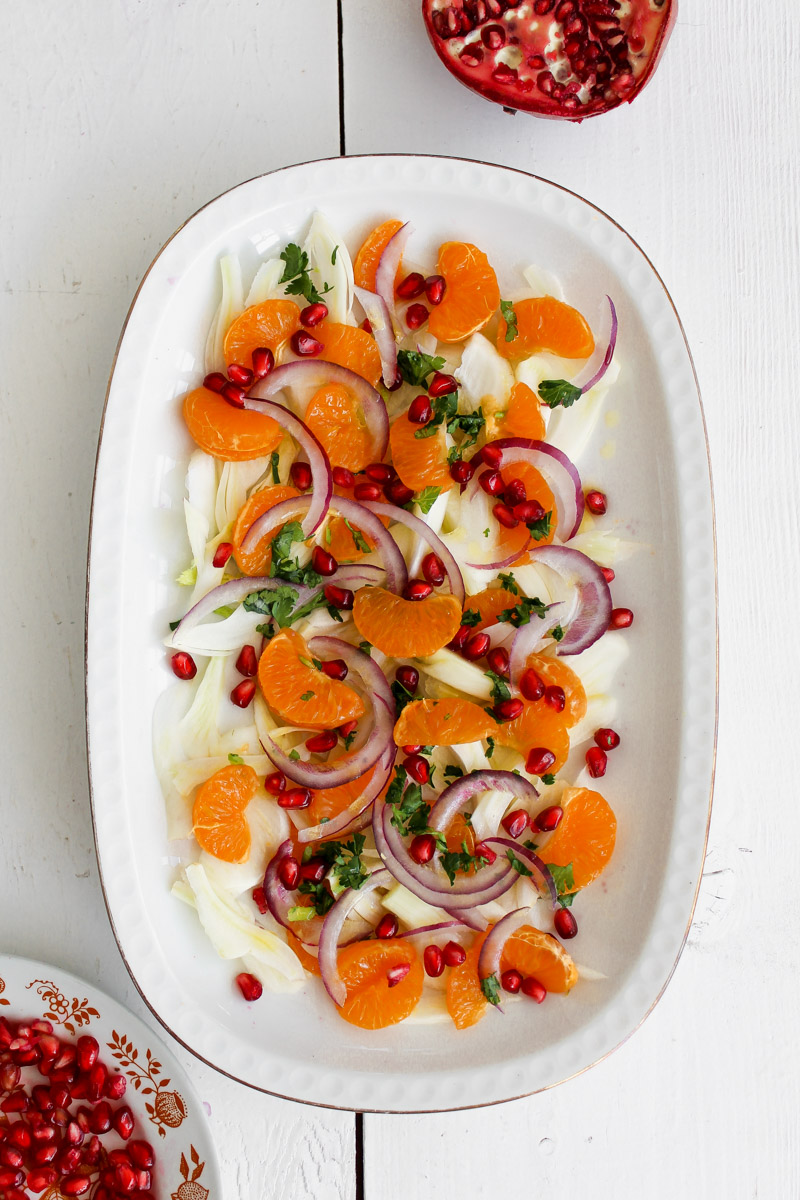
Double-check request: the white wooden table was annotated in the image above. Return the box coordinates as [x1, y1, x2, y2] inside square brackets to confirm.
[2, 2, 797, 1196]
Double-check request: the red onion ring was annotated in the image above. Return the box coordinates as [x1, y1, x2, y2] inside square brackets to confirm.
[476, 905, 538, 982]
[362, 500, 465, 605]
[507, 602, 569, 685]
[466, 547, 531, 571]
[297, 747, 396, 845]
[240, 493, 314, 558]
[375, 221, 414, 328]
[318, 868, 391, 1005]
[428, 770, 538, 836]
[173, 576, 314, 637]
[239, 397, 331, 535]
[527, 545, 612, 656]
[572, 296, 619, 394]
[469, 439, 584, 542]
[326, 496, 408, 594]
[354, 285, 399, 388]
[397, 920, 468, 938]
[484, 838, 558, 909]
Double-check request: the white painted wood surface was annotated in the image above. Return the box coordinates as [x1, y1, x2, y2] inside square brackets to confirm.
[1, 0, 798, 1196]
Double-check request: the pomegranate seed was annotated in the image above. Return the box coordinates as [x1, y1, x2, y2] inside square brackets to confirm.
[386, 963, 411, 988]
[520, 668, 545, 701]
[113, 1163, 138, 1193]
[502, 809, 529, 838]
[545, 685, 566, 712]
[323, 584, 354, 610]
[128, 1140, 155, 1169]
[504, 477, 526, 506]
[0, 1064, 20, 1090]
[480, 444, 503, 470]
[424, 276, 446, 306]
[57, 1146, 81, 1170]
[423, 945, 445, 977]
[252, 885, 268, 914]
[473, 840, 497, 864]
[332, 465, 355, 488]
[278, 856, 300, 888]
[290, 461, 313, 491]
[409, 834, 436, 864]
[522, 976, 547, 1002]
[88, 1064, 107, 1101]
[1, 1093, 27, 1113]
[305, 730, 337, 754]
[486, 647, 509, 678]
[479, 469, 503, 496]
[354, 481, 381, 502]
[428, 371, 458, 398]
[365, 462, 395, 483]
[300, 301, 328, 327]
[405, 303, 428, 330]
[320, 658, 348, 682]
[135, 1171, 153, 1191]
[448, 624, 471, 654]
[0, 1147, 23, 1169]
[62, 1175, 91, 1196]
[610, 607, 633, 629]
[375, 914, 398, 940]
[299, 859, 326, 883]
[396, 272, 426, 299]
[25, 1170, 57, 1192]
[395, 665, 419, 692]
[384, 477, 414, 506]
[212, 540, 234, 569]
[50, 1085, 71, 1108]
[449, 458, 474, 484]
[108, 1149, 132, 1168]
[463, 632, 490, 661]
[227, 362, 253, 389]
[422, 552, 445, 587]
[494, 697, 523, 722]
[554, 907, 578, 939]
[170, 651, 196, 680]
[202, 371, 226, 393]
[501, 969, 522, 993]
[83, 1135, 102, 1164]
[361, 317, 373, 334]
[235, 973, 263, 1002]
[408, 394, 432, 424]
[7, 1126, 30, 1149]
[493, 502, 519, 529]
[264, 771, 286, 795]
[526, 747, 556, 775]
[442, 941, 466, 967]
[221, 381, 245, 408]
[402, 744, 422, 754]
[585, 489, 607, 515]
[278, 788, 312, 810]
[513, 499, 545, 524]
[460, 45, 484, 67]
[50, 1106, 69, 1127]
[291, 330, 323, 357]
[31, 1124, 56, 1144]
[586, 746, 607, 777]
[595, 727, 621, 750]
[601, 566, 615, 583]
[403, 579, 433, 601]
[251, 346, 274, 380]
[403, 754, 429, 785]
[311, 545, 338, 576]
[89, 1102, 112, 1133]
[482, 22, 506, 47]
[230, 679, 256, 708]
[534, 805, 563, 832]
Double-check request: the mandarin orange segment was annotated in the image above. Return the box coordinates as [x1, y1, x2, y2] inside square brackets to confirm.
[257, 629, 366, 729]
[393, 698, 496, 748]
[539, 787, 616, 889]
[496, 296, 595, 360]
[314, 322, 382, 388]
[389, 416, 453, 494]
[192, 764, 258, 863]
[306, 766, 380, 824]
[446, 931, 489, 1029]
[494, 701, 570, 770]
[286, 930, 322, 976]
[337, 940, 423, 1029]
[353, 219, 404, 290]
[305, 383, 374, 471]
[427, 242, 500, 343]
[353, 587, 462, 659]
[501, 926, 578, 994]
[223, 299, 302, 367]
[231, 484, 301, 575]
[496, 382, 547, 441]
[498, 462, 556, 552]
[462, 587, 521, 631]
[526, 655, 587, 728]
[183, 387, 284, 462]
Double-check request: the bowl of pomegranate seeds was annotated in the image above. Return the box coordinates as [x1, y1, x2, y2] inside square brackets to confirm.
[0, 954, 220, 1199]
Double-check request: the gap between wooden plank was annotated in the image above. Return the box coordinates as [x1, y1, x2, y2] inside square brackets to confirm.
[337, 0, 346, 155]
[355, 1110, 365, 1200]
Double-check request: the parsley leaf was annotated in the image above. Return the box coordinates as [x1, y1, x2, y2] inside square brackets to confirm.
[343, 518, 370, 553]
[168, 618, 181, 631]
[227, 753, 244, 764]
[500, 299, 518, 343]
[270, 450, 280, 484]
[343, 727, 357, 750]
[415, 486, 442, 514]
[331, 244, 339, 265]
[526, 510, 552, 542]
[391, 678, 416, 719]
[440, 840, 490, 886]
[288, 749, 300, 761]
[497, 595, 549, 626]
[481, 975, 502, 1006]
[396, 349, 446, 389]
[547, 862, 578, 907]
[486, 736, 495, 759]
[299, 690, 314, 702]
[314, 833, 370, 892]
[358, 640, 372, 656]
[461, 609, 482, 628]
[447, 406, 485, 447]
[485, 670, 511, 703]
[506, 849, 533, 878]
[550, 624, 565, 642]
[386, 765, 407, 808]
[296, 879, 334, 917]
[498, 572, 519, 595]
[243, 585, 299, 629]
[443, 765, 464, 779]
[279, 242, 332, 306]
[541, 773, 556, 786]
[538, 378, 582, 409]
[270, 520, 305, 564]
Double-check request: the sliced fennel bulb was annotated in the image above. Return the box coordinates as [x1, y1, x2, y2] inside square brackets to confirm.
[417, 649, 493, 702]
[303, 212, 354, 324]
[454, 332, 514, 414]
[382, 884, 449, 929]
[245, 258, 284, 307]
[205, 254, 244, 374]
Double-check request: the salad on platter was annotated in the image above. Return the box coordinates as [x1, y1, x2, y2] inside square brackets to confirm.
[155, 212, 637, 1031]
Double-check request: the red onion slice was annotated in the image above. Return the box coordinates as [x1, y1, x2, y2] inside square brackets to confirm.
[248, 360, 389, 464]
[572, 296, 619, 394]
[428, 770, 538, 836]
[466, 547, 531, 571]
[240, 493, 314, 558]
[362, 500, 465, 605]
[469, 439, 584, 542]
[262, 839, 324, 945]
[527, 545, 612, 656]
[398, 920, 468, 938]
[507, 601, 569, 685]
[354, 285, 399, 388]
[318, 868, 391, 1005]
[240, 397, 332, 535]
[173, 576, 314, 637]
[375, 221, 414, 328]
[297, 748, 395, 845]
[476, 906, 537, 982]
[326, 496, 408, 594]
[485, 838, 558, 909]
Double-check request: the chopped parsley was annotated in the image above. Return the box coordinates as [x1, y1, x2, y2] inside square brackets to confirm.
[506, 849, 533, 878]
[497, 595, 549, 626]
[500, 299, 518, 343]
[358, 640, 372, 656]
[279, 242, 332, 306]
[343, 727, 357, 750]
[413, 392, 485, 450]
[485, 670, 511, 704]
[270, 450, 280, 484]
[498, 572, 519, 595]
[296, 880, 334, 917]
[443, 765, 464, 779]
[343, 517, 370, 553]
[486, 736, 496, 759]
[526, 510, 553, 542]
[415, 485, 442, 514]
[331, 244, 339, 265]
[481, 974, 502, 1006]
[288, 749, 300, 762]
[299, 690, 314, 702]
[396, 349, 446, 389]
[440, 841, 490, 886]
[314, 833, 370, 893]
[538, 378, 583, 410]
[541, 773, 556, 786]
[460, 608, 482, 627]
[243, 585, 300, 628]
[227, 753, 244, 765]
[550, 624, 565, 642]
[168, 618, 181, 631]
[391, 677, 417, 719]
[547, 861, 578, 907]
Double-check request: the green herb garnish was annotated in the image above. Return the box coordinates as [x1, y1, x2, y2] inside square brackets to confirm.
[538, 378, 582, 410]
[500, 299, 518, 342]
[396, 349, 446, 389]
[279, 242, 332, 306]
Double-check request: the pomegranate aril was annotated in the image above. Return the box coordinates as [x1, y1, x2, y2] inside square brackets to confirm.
[252, 885, 268, 914]
[480, 444, 503, 470]
[450, 458, 474, 485]
[395, 665, 419, 692]
[305, 730, 337, 754]
[277, 856, 300, 889]
[53, 1045, 77, 1070]
[386, 963, 411, 988]
[493, 696, 523, 722]
[311, 546, 338, 577]
[265, 771, 286, 795]
[227, 362, 253, 389]
[361, 317, 373, 334]
[290, 330, 323, 357]
[409, 834, 436, 864]
[522, 976, 547, 1002]
[442, 941, 466, 967]
[0, 1147, 23, 1169]
[113, 1163, 138, 1193]
[407, 394, 432, 424]
[481, 21, 506, 47]
[0, 1063, 20, 1090]
[6, 1126, 31, 1150]
[403, 754, 430, 785]
[87, 1064, 107, 1101]
[202, 371, 227, 393]
[396, 272, 426, 299]
[230, 679, 256, 708]
[170, 651, 197, 680]
[503, 477, 526, 506]
[353, 481, 381, 502]
[402, 745, 422, 755]
[428, 372, 458, 399]
[586, 746, 607, 777]
[51, 1085, 71, 1109]
[585, 489, 607, 515]
[25, 1169, 57, 1192]
[513, 499, 545, 524]
[221, 381, 246, 408]
[463, 632, 490, 661]
[501, 968, 522, 993]
[544, 685, 566, 713]
[320, 658, 348, 682]
[300, 301, 328, 327]
[609, 607, 633, 628]
[405, 303, 429, 331]
[83, 1136, 102, 1165]
[61, 1177, 92, 1196]
[375, 914, 399, 940]
[601, 566, 615, 583]
[594, 727, 620, 750]
[50, 1106, 68, 1127]
[422, 552, 445, 587]
[534, 805, 563, 832]
[493, 502, 519, 529]
[127, 1140, 155, 1169]
[278, 788, 312, 810]
[332, 465, 355, 488]
[423, 945, 445, 977]
[235, 973, 263, 1002]
[1, 1093, 27, 1113]
[424, 275, 446, 306]
[290, 461, 313, 491]
[235, 644, 258, 677]
[486, 647, 510, 678]
[448, 624, 471, 654]
[251, 346, 274, 380]
[520, 668, 545, 701]
[526, 747, 556, 775]
[554, 907, 578, 939]
[324, 584, 355, 610]
[364, 462, 395, 483]
[384, 477, 414, 506]
[473, 840, 497, 865]
[89, 1102, 112, 1134]
[479, 469, 503, 496]
[56, 1146, 80, 1170]
[502, 809, 529, 839]
[108, 1149, 133, 1168]
[403, 579, 433, 602]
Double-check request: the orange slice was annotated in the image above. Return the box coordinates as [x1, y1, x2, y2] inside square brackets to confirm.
[446, 931, 490, 1029]
[495, 381, 546, 441]
[502, 926, 578, 993]
[496, 296, 594, 360]
[494, 701, 570, 771]
[462, 587, 520, 631]
[393, 698, 496, 748]
[231, 485, 301, 575]
[337, 940, 423, 1029]
[427, 242, 500, 343]
[286, 930, 322, 977]
[305, 383, 374, 471]
[314, 322, 382, 388]
[526, 654, 587, 728]
[306, 766, 380, 825]
[389, 415, 453, 494]
[192, 764, 258, 863]
[539, 787, 616, 889]
[257, 629, 365, 730]
[353, 587, 462, 659]
[498, 462, 556, 553]
[183, 387, 283, 462]
[353, 219, 404, 290]
[224, 299, 302, 367]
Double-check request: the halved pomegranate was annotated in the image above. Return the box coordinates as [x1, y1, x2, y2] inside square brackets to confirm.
[421, 0, 677, 121]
